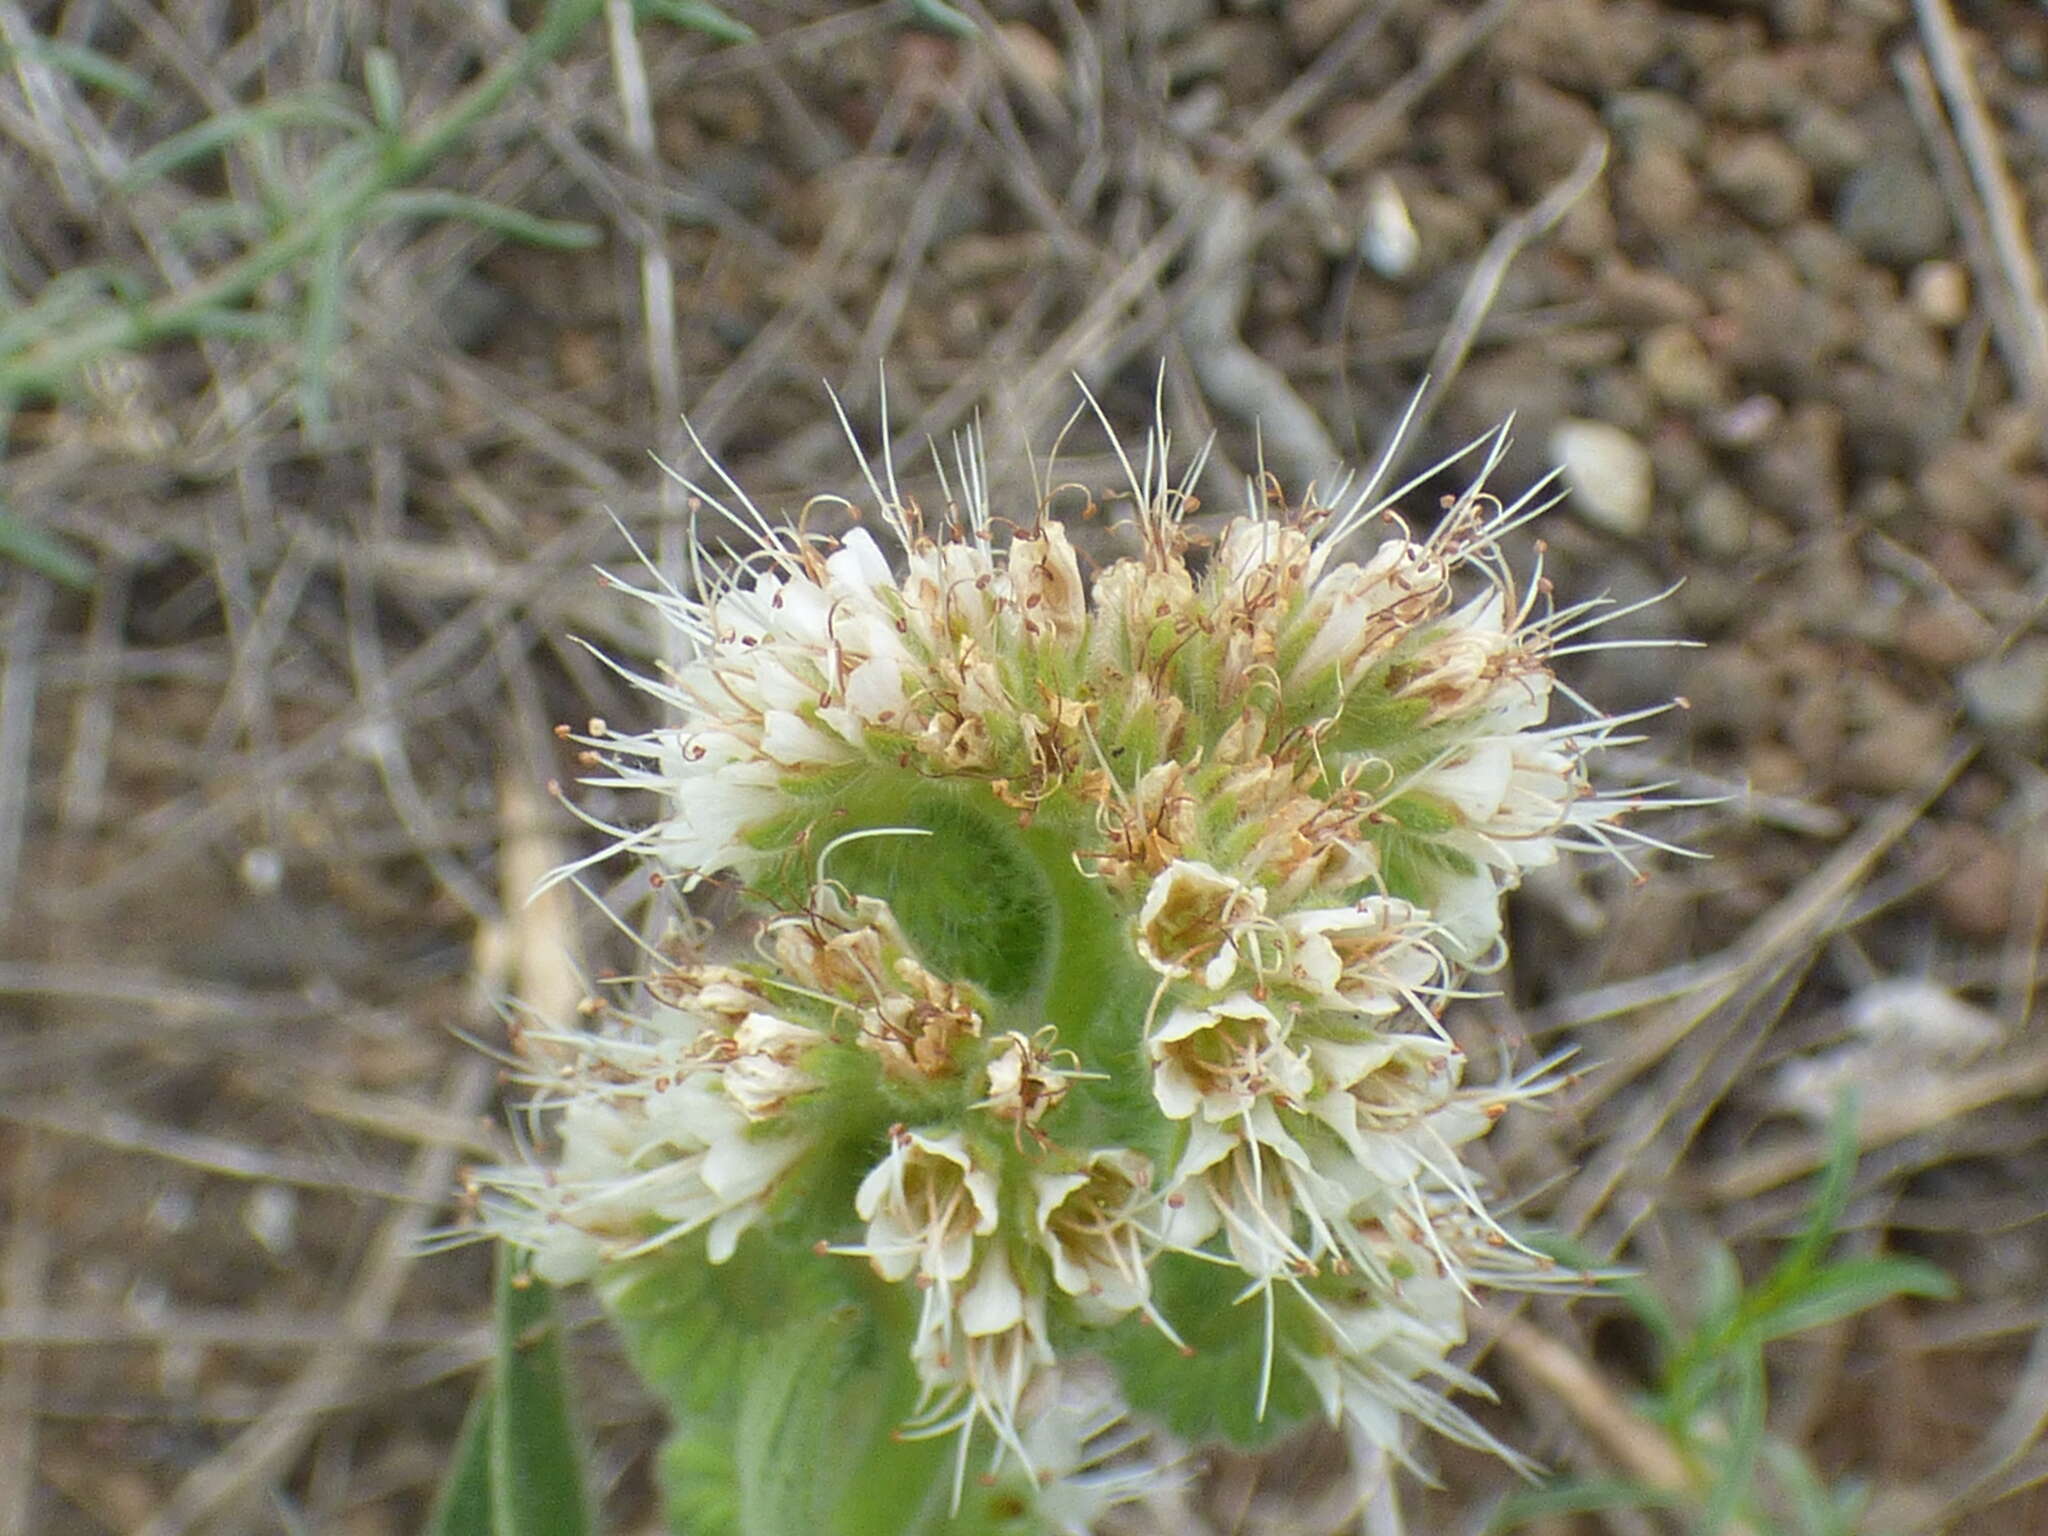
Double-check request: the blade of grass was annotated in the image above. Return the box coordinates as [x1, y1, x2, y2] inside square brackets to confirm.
[296, 232, 347, 434]
[117, 95, 369, 191]
[373, 190, 602, 250]
[0, 512, 94, 590]
[0, 0, 610, 405]
[1700, 1346, 1768, 1536]
[489, 1247, 592, 1536]
[634, 0, 759, 43]
[5, 38, 157, 105]
[364, 48, 405, 136]
[1751, 1255, 1955, 1342]
[424, 1380, 495, 1536]
[905, 0, 977, 36]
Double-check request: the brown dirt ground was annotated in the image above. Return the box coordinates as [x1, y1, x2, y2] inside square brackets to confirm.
[3, 1, 2047, 1532]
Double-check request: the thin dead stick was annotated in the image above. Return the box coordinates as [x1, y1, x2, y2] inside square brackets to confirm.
[0, 1311, 488, 1351]
[1395, 135, 1610, 473]
[604, 0, 684, 514]
[1999, 772, 2047, 1042]
[0, 581, 53, 935]
[0, 1102, 421, 1202]
[1911, 0, 2048, 411]
[0, 1134, 52, 1536]
[1488, 1315, 1693, 1496]
[1693, 1039, 2048, 1203]
[1572, 745, 1973, 1115]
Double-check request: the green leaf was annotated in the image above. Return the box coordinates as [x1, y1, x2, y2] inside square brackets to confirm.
[0, 511, 94, 589]
[601, 1235, 975, 1536]
[296, 233, 347, 433]
[1761, 1439, 1868, 1536]
[634, 0, 759, 42]
[821, 790, 1056, 1004]
[11, 39, 157, 105]
[1749, 1255, 1954, 1343]
[1487, 1476, 1680, 1530]
[489, 1249, 593, 1536]
[424, 1380, 495, 1536]
[373, 190, 603, 250]
[1774, 1090, 1861, 1288]
[118, 94, 370, 191]
[364, 48, 405, 135]
[1699, 1344, 1767, 1536]
[904, 0, 977, 37]
[175, 307, 292, 342]
[0, 267, 148, 355]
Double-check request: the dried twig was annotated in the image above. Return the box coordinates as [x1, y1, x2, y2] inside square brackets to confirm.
[1910, 0, 2048, 411]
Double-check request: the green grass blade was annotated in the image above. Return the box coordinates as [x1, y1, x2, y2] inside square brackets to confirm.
[1776, 1091, 1860, 1287]
[1750, 1255, 1954, 1343]
[905, 0, 977, 36]
[373, 190, 602, 250]
[296, 233, 347, 433]
[10, 40, 157, 105]
[1486, 1477, 1679, 1530]
[489, 1247, 593, 1536]
[0, 511, 95, 589]
[1699, 1345, 1768, 1536]
[364, 48, 405, 136]
[424, 1380, 496, 1536]
[633, 0, 759, 43]
[118, 95, 369, 192]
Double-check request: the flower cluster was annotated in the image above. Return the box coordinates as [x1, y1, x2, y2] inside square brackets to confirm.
[476, 401, 1664, 1512]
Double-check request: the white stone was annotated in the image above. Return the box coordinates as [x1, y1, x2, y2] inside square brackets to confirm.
[1550, 418, 1655, 536]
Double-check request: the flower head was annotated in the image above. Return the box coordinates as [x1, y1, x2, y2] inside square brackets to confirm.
[490, 390, 1673, 1494]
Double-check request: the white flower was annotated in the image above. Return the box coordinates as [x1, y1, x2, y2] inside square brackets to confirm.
[1034, 1149, 1154, 1323]
[905, 1244, 1057, 1478]
[721, 1012, 825, 1119]
[1135, 860, 1269, 989]
[853, 1128, 999, 1286]
[979, 1029, 1077, 1133]
[1149, 993, 1312, 1123]
[1281, 898, 1446, 1018]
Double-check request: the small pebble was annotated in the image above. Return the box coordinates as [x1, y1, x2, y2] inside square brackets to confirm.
[1709, 394, 1784, 446]
[1897, 600, 1996, 670]
[1787, 103, 1870, 185]
[1929, 824, 2016, 937]
[242, 1185, 299, 1257]
[1640, 324, 1727, 411]
[1550, 418, 1656, 536]
[1701, 52, 1785, 124]
[1837, 156, 1951, 264]
[239, 846, 284, 895]
[1604, 89, 1706, 157]
[1596, 260, 1708, 323]
[1841, 697, 1950, 792]
[1850, 475, 1911, 525]
[1685, 482, 1755, 556]
[1619, 143, 1702, 237]
[1358, 173, 1420, 279]
[1709, 134, 1813, 227]
[1917, 440, 2008, 532]
[1909, 260, 1971, 329]
[1958, 639, 2048, 747]
[997, 23, 1066, 94]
